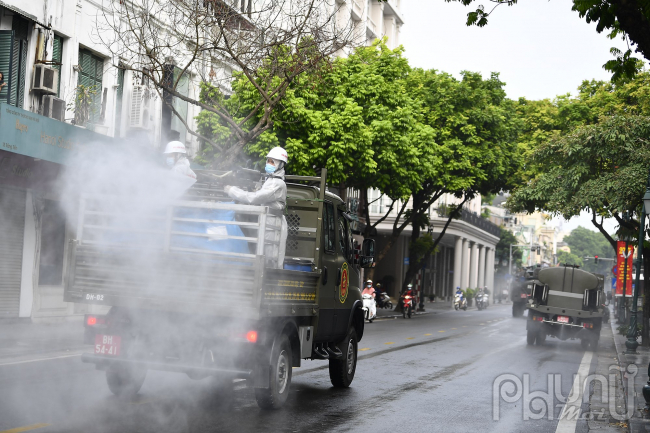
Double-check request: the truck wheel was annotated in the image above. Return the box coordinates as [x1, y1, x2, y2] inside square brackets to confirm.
[591, 338, 599, 351]
[255, 334, 292, 410]
[536, 331, 546, 345]
[580, 338, 590, 350]
[329, 327, 358, 388]
[106, 364, 147, 397]
[526, 330, 536, 345]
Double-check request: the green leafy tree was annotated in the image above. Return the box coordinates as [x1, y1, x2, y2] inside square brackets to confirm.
[437, 0, 650, 82]
[495, 227, 523, 270]
[563, 226, 616, 269]
[557, 251, 584, 267]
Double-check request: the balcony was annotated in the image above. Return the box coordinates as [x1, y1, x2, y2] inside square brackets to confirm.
[366, 17, 378, 38]
[381, 0, 404, 24]
[351, 0, 364, 21]
[435, 207, 501, 238]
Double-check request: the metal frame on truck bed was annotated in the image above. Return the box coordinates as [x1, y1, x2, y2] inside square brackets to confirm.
[65, 169, 375, 409]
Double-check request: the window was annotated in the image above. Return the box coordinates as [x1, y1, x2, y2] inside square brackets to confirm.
[39, 200, 66, 286]
[0, 17, 28, 108]
[170, 67, 189, 141]
[52, 35, 63, 97]
[338, 214, 349, 259]
[78, 48, 104, 123]
[323, 202, 335, 253]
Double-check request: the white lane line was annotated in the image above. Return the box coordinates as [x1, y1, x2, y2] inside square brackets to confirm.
[0, 353, 82, 367]
[555, 350, 593, 433]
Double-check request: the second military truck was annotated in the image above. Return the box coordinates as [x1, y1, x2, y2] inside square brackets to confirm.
[525, 265, 606, 349]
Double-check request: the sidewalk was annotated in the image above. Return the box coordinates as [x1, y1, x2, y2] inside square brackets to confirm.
[609, 316, 650, 433]
[0, 317, 87, 366]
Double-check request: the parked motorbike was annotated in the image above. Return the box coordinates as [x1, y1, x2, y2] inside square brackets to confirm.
[401, 294, 414, 318]
[476, 292, 489, 310]
[362, 294, 377, 322]
[454, 293, 467, 311]
[377, 292, 393, 309]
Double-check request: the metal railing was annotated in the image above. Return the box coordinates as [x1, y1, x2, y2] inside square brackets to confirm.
[434, 207, 501, 237]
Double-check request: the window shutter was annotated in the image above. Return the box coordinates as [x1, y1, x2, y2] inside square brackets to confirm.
[9, 38, 19, 106]
[0, 31, 14, 104]
[16, 39, 27, 108]
[52, 36, 63, 97]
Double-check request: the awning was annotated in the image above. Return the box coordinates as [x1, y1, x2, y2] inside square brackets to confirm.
[0, 103, 113, 166]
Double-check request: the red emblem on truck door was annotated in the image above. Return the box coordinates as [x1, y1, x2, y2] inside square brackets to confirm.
[339, 262, 349, 303]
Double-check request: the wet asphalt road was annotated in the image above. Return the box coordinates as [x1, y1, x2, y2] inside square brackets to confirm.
[0, 304, 596, 433]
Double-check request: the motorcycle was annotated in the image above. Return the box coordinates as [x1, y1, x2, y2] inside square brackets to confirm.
[401, 294, 414, 318]
[377, 292, 393, 309]
[476, 292, 489, 310]
[454, 293, 467, 311]
[362, 294, 377, 322]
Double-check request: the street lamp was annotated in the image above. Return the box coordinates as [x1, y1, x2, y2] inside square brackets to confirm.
[634, 173, 650, 409]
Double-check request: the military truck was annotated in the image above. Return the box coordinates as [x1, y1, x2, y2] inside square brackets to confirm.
[510, 265, 543, 317]
[525, 265, 606, 349]
[64, 169, 373, 409]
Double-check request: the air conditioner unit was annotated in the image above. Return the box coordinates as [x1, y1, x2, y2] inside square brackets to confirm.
[41, 95, 66, 121]
[32, 64, 58, 94]
[129, 86, 152, 129]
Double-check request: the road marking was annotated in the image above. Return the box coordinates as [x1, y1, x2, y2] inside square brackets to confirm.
[406, 337, 414, 340]
[451, 328, 457, 330]
[438, 330, 445, 333]
[359, 348, 371, 351]
[384, 342, 395, 345]
[0, 353, 81, 367]
[424, 333, 432, 336]
[462, 326, 466, 327]
[479, 323, 485, 325]
[0, 424, 51, 433]
[555, 350, 594, 433]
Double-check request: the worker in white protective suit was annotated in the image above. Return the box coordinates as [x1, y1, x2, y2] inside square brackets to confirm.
[224, 147, 288, 269]
[164, 141, 197, 184]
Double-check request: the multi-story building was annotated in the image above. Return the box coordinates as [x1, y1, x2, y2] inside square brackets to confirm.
[0, 0, 376, 319]
[366, 190, 501, 302]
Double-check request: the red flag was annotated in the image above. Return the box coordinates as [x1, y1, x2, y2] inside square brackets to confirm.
[615, 241, 634, 296]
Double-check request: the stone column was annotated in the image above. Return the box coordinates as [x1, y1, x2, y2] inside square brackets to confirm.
[469, 242, 479, 289]
[461, 238, 470, 290]
[478, 245, 486, 288]
[453, 236, 463, 291]
[487, 247, 496, 295]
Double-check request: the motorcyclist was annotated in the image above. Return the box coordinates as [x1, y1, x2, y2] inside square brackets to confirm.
[361, 280, 377, 320]
[163, 141, 197, 183]
[455, 287, 464, 301]
[225, 147, 288, 268]
[401, 283, 415, 307]
[361, 280, 376, 298]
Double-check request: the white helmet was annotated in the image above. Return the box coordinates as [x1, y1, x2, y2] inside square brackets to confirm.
[366, 279, 372, 284]
[407, 284, 413, 288]
[164, 141, 187, 154]
[266, 147, 288, 163]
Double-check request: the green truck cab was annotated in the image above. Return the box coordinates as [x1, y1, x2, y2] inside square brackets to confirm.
[64, 169, 374, 409]
[525, 265, 606, 349]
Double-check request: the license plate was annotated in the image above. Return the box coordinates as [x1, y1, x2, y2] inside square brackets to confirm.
[520, 294, 528, 298]
[557, 316, 569, 323]
[95, 334, 121, 356]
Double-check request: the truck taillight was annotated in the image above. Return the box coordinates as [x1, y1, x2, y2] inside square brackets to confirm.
[583, 322, 593, 329]
[533, 316, 544, 322]
[246, 331, 258, 343]
[85, 314, 106, 327]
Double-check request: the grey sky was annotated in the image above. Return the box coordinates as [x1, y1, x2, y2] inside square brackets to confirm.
[400, 0, 629, 101]
[400, 0, 626, 234]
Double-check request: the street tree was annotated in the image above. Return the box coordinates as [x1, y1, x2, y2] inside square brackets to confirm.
[495, 227, 523, 270]
[563, 226, 616, 272]
[557, 251, 584, 267]
[98, 0, 356, 161]
[507, 115, 650, 343]
[397, 69, 522, 292]
[438, 0, 650, 81]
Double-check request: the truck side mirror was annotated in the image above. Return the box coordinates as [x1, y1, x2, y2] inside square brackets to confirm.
[360, 239, 375, 268]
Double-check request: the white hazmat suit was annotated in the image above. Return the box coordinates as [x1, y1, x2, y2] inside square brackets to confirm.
[227, 168, 287, 269]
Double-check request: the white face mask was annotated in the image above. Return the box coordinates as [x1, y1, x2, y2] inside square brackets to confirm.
[166, 157, 175, 167]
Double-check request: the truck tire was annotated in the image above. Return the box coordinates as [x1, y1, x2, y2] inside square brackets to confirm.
[255, 334, 292, 410]
[106, 364, 147, 397]
[526, 330, 536, 345]
[513, 303, 524, 317]
[329, 327, 358, 388]
[536, 331, 546, 345]
[581, 338, 589, 350]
